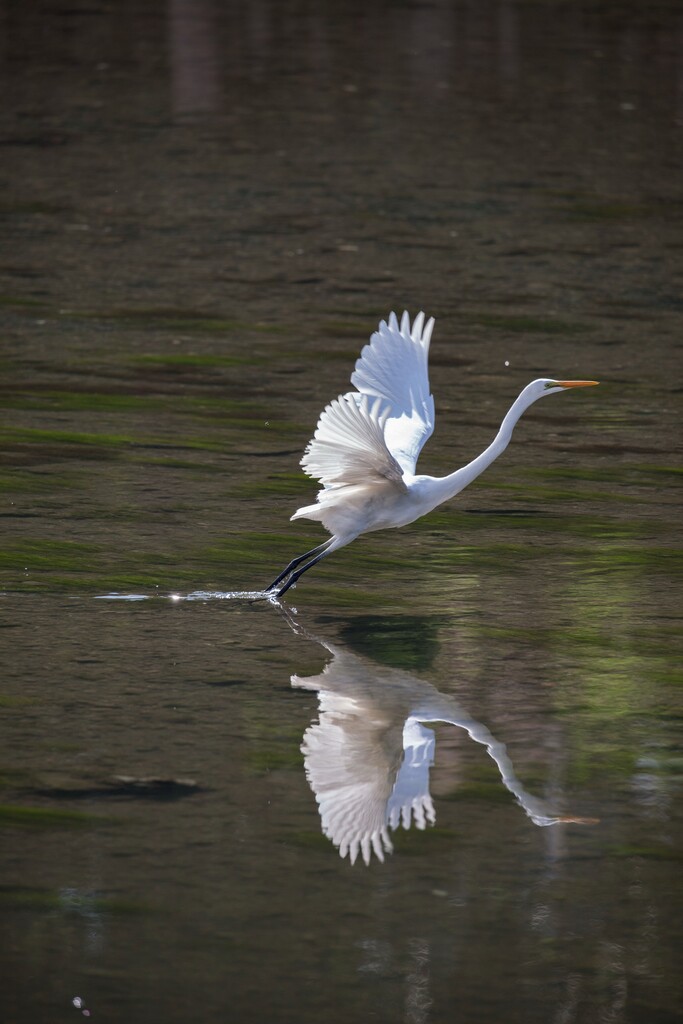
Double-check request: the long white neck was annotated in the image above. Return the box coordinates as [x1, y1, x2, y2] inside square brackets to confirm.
[428, 385, 542, 505]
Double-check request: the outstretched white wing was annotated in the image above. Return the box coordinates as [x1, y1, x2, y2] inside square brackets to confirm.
[350, 311, 435, 475]
[301, 392, 406, 490]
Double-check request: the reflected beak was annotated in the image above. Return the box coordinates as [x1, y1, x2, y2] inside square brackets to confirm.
[556, 380, 600, 388]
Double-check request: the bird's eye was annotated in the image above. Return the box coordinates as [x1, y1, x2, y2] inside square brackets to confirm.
[544, 382, 557, 389]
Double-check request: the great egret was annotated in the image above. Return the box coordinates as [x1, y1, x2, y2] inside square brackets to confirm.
[266, 311, 598, 596]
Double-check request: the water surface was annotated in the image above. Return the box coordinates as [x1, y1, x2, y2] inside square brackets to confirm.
[1, 2, 681, 1022]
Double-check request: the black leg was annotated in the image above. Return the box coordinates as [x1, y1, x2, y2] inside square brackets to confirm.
[277, 547, 332, 597]
[265, 539, 332, 592]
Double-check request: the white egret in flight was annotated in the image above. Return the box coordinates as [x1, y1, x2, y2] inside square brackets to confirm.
[266, 312, 598, 596]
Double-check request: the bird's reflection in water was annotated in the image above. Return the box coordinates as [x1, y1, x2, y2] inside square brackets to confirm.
[285, 613, 596, 865]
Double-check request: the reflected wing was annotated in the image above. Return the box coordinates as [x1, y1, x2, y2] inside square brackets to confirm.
[301, 392, 406, 490]
[350, 311, 435, 475]
[385, 719, 436, 831]
[297, 690, 402, 865]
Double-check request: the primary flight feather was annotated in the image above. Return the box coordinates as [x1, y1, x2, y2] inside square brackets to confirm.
[265, 311, 598, 597]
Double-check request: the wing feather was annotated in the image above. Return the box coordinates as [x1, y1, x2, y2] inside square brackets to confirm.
[350, 311, 435, 475]
[301, 392, 406, 490]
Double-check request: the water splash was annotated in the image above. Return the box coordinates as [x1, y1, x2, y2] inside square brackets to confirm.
[95, 590, 279, 603]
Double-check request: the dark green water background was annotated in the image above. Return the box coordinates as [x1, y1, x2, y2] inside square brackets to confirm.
[1, 2, 681, 1022]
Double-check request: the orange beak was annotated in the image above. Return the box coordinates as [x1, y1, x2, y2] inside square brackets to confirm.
[555, 380, 599, 388]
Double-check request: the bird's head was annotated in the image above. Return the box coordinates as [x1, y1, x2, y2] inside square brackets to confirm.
[529, 378, 600, 399]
